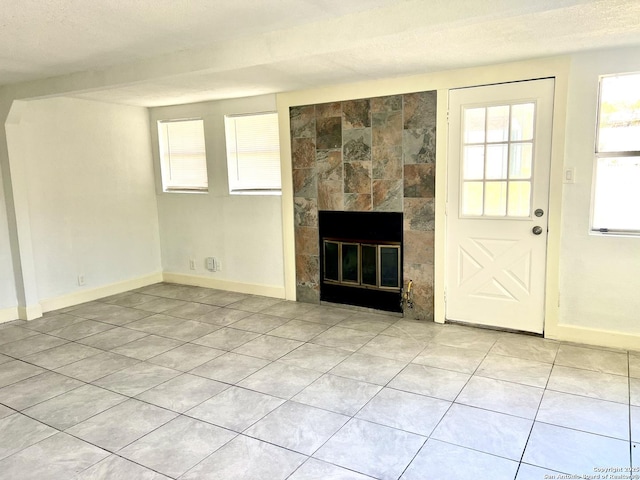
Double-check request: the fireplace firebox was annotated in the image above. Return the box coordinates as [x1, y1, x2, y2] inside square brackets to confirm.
[319, 211, 403, 313]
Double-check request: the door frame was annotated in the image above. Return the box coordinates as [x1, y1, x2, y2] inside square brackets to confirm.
[434, 71, 569, 341]
[443, 79, 554, 333]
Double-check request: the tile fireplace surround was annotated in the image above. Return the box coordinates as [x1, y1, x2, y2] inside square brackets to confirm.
[291, 91, 436, 320]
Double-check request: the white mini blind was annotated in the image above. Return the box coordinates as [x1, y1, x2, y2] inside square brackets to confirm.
[224, 112, 281, 193]
[158, 119, 208, 191]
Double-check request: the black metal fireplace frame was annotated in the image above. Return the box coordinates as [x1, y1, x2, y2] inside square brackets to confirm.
[318, 210, 403, 313]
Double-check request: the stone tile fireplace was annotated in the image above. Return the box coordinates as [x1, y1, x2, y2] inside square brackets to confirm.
[290, 91, 436, 320]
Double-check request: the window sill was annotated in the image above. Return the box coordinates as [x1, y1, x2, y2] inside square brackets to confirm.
[163, 188, 208, 194]
[229, 190, 282, 196]
[589, 229, 640, 238]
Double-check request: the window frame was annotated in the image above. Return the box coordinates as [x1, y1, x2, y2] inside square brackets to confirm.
[224, 111, 282, 195]
[157, 117, 208, 194]
[459, 102, 537, 220]
[590, 72, 640, 235]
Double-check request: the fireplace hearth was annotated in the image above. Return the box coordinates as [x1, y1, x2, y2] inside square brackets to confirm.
[319, 211, 403, 313]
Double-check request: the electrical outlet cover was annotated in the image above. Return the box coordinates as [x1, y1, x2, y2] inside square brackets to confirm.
[206, 257, 215, 271]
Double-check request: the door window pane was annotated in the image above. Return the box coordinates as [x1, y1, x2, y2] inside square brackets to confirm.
[462, 182, 484, 216]
[484, 181, 507, 216]
[511, 103, 535, 141]
[464, 108, 486, 143]
[509, 143, 533, 179]
[507, 181, 532, 217]
[463, 146, 485, 180]
[486, 145, 508, 179]
[486, 106, 510, 142]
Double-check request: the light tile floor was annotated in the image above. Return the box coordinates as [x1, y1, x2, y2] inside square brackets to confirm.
[0, 282, 638, 479]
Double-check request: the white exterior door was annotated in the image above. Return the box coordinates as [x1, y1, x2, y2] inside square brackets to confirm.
[446, 79, 554, 333]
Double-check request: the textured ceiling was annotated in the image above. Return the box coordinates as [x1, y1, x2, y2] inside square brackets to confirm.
[2, 0, 640, 106]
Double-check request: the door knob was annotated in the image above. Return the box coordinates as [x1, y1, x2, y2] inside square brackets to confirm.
[532, 226, 543, 235]
[534, 208, 544, 217]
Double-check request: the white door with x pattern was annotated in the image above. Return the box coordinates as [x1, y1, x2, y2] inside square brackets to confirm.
[446, 79, 554, 333]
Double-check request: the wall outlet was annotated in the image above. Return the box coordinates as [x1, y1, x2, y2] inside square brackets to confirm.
[216, 259, 222, 271]
[77, 274, 85, 286]
[189, 258, 196, 270]
[206, 257, 216, 271]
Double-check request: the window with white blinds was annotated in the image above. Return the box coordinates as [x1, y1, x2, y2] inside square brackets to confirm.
[224, 112, 282, 194]
[158, 118, 208, 192]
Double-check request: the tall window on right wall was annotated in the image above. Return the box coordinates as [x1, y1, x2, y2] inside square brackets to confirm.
[592, 72, 640, 233]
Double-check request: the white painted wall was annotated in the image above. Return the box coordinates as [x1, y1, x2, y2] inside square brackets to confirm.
[0, 166, 17, 311]
[0, 46, 636, 346]
[150, 94, 285, 295]
[558, 47, 640, 336]
[15, 97, 161, 302]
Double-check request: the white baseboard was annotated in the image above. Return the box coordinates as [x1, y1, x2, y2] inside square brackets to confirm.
[162, 272, 286, 299]
[0, 306, 19, 324]
[546, 323, 640, 352]
[39, 272, 164, 314]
